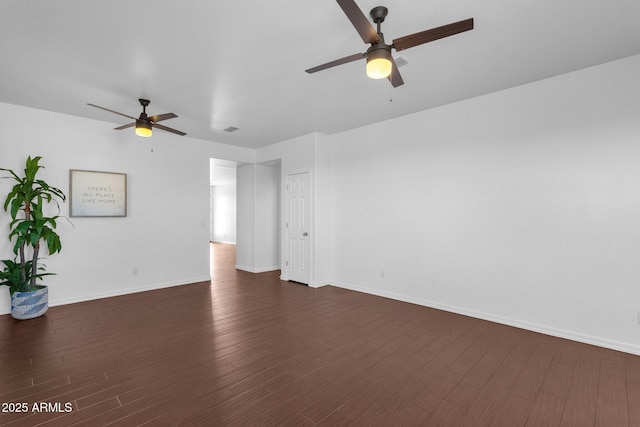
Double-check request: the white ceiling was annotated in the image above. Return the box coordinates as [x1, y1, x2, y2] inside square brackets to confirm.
[2, 0, 639, 149]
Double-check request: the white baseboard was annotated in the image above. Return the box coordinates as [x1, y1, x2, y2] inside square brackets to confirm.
[0, 276, 213, 315]
[309, 281, 330, 289]
[235, 265, 280, 273]
[330, 280, 640, 356]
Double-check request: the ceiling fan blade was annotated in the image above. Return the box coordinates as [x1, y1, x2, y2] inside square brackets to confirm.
[149, 112, 177, 123]
[388, 61, 404, 87]
[87, 103, 137, 120]
[336, 0, 380, 44]
[306, 53, 365, 74]
[154, 123, 187, 136]
[392, 18, 474, 52]
[114, 122, 135, 130]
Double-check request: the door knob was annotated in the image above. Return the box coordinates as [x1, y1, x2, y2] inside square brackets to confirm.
[303, 232, 308, 236]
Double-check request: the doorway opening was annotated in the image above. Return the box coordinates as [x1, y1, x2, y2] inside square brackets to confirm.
[210, 158, 238, 279]
[209, 158, 238, 244]
[210, 158, 282, 277]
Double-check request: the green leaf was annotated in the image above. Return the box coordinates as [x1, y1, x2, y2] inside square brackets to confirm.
[1, 156, 70, 284]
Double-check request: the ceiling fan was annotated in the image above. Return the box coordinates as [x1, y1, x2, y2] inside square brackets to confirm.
[306, 0, 474, 87]
[87, 99, 186, 137]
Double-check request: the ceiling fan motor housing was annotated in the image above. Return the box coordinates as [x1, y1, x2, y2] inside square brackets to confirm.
[135, 118, 152, 137]
[366, 41, 391, 58]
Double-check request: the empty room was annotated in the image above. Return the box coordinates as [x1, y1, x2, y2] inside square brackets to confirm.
[1, 0, 640, 425]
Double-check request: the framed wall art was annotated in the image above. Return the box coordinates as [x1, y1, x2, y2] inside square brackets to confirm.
[69, 169, 127, 217]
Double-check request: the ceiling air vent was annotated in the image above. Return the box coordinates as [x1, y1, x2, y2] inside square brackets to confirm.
[394, 56, 409, 68]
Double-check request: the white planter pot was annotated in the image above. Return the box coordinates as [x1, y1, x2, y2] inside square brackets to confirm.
[11, 286, 48, 320]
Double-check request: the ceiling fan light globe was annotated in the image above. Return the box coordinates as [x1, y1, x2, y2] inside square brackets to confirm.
[366, 57, 392, 79]
[135, 120, 152, 137]
[135, 127, 152, 137]
[366, 45, 393, 79]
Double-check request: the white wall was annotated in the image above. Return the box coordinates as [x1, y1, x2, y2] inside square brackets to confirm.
[0, 102, 254, 314]
[235, 163, 280, 272]
[255, 164, 280, 270]
[326, 54, 640, 354]
[235, 164, 256, 270]
[314, 133, 332, 287]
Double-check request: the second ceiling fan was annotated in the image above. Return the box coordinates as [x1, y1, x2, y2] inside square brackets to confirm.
[306, 0, 474, 87]
[88, 99, 186, 137]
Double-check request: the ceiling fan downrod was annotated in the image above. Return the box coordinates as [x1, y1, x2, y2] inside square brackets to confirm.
[139, 99, 150, 119]
[370, 6, 388, 34]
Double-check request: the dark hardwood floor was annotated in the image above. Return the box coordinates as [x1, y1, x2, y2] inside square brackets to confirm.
[1, 242, 640, 426]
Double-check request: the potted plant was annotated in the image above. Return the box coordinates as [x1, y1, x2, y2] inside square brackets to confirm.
[0, 156, 67, 319]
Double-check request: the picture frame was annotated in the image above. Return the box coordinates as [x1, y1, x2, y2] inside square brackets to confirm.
[69, 169, 127, 217]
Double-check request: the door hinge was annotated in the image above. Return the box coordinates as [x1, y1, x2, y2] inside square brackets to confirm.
[285, 261, 289, 267]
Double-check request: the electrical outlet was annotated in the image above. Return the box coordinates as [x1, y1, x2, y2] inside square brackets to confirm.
[133, 268, 139, 276]
[380, 271, 385, 279]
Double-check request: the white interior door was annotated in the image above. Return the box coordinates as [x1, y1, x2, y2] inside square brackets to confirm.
[285, 172, 310, 284]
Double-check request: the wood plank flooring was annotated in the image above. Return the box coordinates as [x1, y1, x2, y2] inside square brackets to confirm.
[1, 242, 640, 426]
